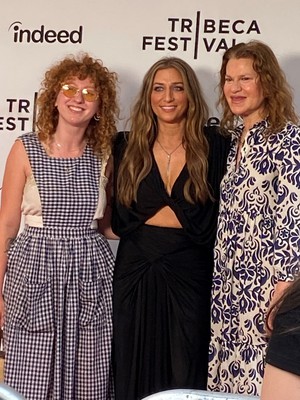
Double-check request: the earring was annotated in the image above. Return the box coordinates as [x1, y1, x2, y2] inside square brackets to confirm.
[94, 113, 100, 121]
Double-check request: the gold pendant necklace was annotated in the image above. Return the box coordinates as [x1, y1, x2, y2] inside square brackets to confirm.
[54, 141, 85, 153]
[156, 139, 182, 191]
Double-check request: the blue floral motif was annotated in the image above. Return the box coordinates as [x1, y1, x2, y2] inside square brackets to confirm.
[251, 147, 274, 175]
[229, 361, 242, 378]
[277, 184, 289, 205]
[241, 346, 258, 364]
[208, 120, 300, 396]
[278, 227, 290, 241]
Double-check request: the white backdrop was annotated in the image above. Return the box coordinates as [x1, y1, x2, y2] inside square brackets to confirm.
[1, 0, 300, 196]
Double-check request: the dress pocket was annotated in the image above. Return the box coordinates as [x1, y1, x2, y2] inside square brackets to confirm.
[24, 278, 54, 332]
[79, 278, 106, 329]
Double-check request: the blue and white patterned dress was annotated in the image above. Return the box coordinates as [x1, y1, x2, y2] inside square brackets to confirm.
[3, 132, 114, 399]
[208, 119, 300, 396]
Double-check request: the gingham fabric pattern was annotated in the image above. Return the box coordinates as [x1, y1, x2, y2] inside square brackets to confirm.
[3, 133, 114, 400]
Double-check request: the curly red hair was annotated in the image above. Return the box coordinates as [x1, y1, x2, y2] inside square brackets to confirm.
[36, 52, 119, 156]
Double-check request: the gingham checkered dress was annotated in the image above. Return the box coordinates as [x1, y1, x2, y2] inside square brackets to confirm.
[3, 133, 114, 399]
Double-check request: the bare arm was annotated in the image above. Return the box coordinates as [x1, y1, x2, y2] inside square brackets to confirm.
[272, 281, 293, 302]
[261, 364, 300, 400]
[98, 156, 119, 240]
[0, 140, 29, 327]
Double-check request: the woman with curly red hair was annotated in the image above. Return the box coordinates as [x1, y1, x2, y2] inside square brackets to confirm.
[0, 52, 119, 399]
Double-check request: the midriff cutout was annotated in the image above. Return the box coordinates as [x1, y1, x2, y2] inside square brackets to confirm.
[145, 205, 182, 228]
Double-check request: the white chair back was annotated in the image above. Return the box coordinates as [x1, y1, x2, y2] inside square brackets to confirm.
[0, 384, 25, 400]
[142, 389, 260, 400]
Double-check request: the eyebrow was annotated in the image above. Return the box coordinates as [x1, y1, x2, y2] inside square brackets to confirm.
[153, 81, 184, 85]
[225, 73, 256, 78]
[64, 81, 96, 88]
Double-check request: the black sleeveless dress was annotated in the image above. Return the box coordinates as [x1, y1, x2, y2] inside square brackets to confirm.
[112, 126, 230, 400]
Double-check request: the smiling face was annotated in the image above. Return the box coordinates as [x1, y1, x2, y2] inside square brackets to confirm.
[55, 76, 99, 129]
[150, 67, 189, 126]
[224, 57, 266, 127]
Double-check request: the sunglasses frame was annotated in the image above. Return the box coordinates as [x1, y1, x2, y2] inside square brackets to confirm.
[61, 83, 99, 102]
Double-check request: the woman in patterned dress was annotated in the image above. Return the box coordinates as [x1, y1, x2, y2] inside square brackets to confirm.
[207, 40, 300, 396]
[0, 53, 118, 399]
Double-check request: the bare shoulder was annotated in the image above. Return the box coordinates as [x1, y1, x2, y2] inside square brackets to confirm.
[6, 139, 31, 177]
[9, 139, 27, 157]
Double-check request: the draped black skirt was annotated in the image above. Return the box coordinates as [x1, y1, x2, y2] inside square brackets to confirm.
[113, 225, 213, 400]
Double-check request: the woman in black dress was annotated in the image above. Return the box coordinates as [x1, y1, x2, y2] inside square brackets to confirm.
[261, 277, 300, 400]
[112, 57, 230, 400]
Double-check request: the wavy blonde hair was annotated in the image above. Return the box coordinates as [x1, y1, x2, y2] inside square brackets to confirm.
[218, 40, 298, 134]
[117, 57, 210, 206]
[35, 52, 119, 156]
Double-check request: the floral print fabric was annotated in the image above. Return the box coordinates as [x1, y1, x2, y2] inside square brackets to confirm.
[208, 120, 300, 396]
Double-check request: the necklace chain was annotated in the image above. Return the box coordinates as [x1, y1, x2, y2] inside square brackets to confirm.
[156, 139, 182, 193]
[54, 141, 85, 153]
[156, 139, 182, 158]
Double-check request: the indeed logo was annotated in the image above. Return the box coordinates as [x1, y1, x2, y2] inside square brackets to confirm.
[8, 21, 83, 44]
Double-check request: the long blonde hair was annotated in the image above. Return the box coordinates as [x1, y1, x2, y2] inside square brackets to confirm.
[36, 52, 119, 156]
[117, 57, 211, 207]
[218, 40, 298, 134]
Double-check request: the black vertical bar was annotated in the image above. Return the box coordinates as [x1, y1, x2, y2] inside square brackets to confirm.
[194, 11, 201, 60]
[32, 91, 38, 131]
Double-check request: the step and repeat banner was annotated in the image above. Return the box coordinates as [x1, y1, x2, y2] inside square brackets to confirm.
[1, 0, 300, 190]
